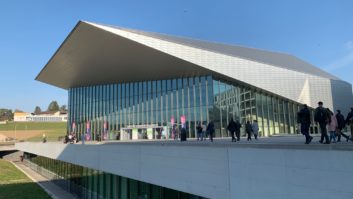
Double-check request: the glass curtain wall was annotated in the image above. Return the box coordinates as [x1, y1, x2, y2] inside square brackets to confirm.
[69, 76, 213, 140]
[69, 76, 313, 140]
[211, 78, 312, 136]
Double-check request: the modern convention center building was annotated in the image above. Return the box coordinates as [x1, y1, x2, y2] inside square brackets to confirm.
[15, 21, 353, 199]
[36, 21, 353, 140]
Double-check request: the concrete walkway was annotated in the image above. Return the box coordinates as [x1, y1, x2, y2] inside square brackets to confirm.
[43, 134, 353, 152]
[99, 134, 353, 151]
[12, 161, 77, 199]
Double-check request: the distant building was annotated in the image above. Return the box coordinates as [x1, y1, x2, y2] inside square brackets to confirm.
[13, 111, 67, 122]
[13, 112, 28, 122]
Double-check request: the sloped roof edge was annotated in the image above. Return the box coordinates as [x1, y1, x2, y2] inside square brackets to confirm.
[92, 21, 339, 80]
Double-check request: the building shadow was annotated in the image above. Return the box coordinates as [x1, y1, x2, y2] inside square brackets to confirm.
[0, 181, 52, 199]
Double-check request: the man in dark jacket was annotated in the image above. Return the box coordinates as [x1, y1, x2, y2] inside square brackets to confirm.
[245, 121, 253, 141]
[227, 118, 237, 142]
[336, 110, 349, 142]
[207, 121, 215, 142]
[298, 104, 313, 144]
[196, 122, 202, 141]
[235, 120, 241, 141]
[314, 101, 330, 144]
[180, 127, 187, 142]
[346, 108, 353, 141]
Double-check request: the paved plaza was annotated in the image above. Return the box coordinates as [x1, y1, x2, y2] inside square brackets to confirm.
[80, 134, 353, 151]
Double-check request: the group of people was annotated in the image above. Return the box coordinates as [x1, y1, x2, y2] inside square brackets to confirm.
[192, 101, 353, 145]
[196, 122, 207, 141]
[227, 119, 259, 142]
[62, 103, 352, 145]
[64, 132, 77, 144]
[195, 119, 261, 143]
[190, 121, 216, 142]
[298, 101, 353, 144]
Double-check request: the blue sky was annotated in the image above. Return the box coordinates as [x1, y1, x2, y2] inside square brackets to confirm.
[1, 0, 352, 112]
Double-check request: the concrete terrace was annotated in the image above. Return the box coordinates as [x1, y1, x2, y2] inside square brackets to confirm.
[15, 135, 353, 199]
[103, 135, 353, 150]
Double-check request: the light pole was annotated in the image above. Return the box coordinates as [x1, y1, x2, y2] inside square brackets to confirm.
[14, 123, 17, 141]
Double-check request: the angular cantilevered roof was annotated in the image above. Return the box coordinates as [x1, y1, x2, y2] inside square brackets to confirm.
[104, 23, 338, 80]
[36, 21, 217, 89]
[36, 21, 339, 91]
[36, 20, 353, 112]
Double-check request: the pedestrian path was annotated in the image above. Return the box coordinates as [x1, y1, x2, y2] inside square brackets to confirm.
[12, 161, 77, 199]
[100, 135, 353, 151]
[19, 134, 353, 151]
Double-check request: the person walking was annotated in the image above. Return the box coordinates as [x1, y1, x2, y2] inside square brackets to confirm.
[327, 108, 337, 143]
[235, 120, 241, 141]
[297, 104, 313, 144]
[314, 101, 330, 144]
[81, 133, 85, 145]
[172, 125, 177, 140]
[180, 127, 187, 142]
[252, 120, 259, 140]
[346, 107, 353, 141]
[196, 122, 202, 141]
[42, 133, 47, 143]
[336, 110, 349, 142]
[207, 121, 215, 142]
[227, 118, 237, 142]
[245, 121, 253, 141]
[175, 128, 180, 140]
[202, 122, 207, 141]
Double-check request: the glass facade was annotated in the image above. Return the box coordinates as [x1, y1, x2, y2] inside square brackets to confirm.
[24, 153, 204, 199]
[68, 76, 314, 140]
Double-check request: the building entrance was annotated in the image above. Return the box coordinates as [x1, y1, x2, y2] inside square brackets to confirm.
[120, 125, 169, 140]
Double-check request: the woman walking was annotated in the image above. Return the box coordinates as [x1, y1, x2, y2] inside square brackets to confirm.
[252, 120, 259, 140]
[327, 108, 338, 143]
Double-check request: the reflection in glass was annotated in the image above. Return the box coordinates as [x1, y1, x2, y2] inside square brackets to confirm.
[69, 76, 308, 140]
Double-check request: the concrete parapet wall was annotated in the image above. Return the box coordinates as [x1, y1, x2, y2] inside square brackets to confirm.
[15, 142, 353, 199]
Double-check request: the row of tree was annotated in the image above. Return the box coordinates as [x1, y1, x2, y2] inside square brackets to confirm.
[34, 101, 67, 114]
[0, 101, 67, 121]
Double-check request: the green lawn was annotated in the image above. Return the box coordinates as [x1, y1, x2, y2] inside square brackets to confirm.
[0, 122, 67, 142]
[0, 159, 51, 199]
[0, 122, 66, 131]
[27, 129, 67, 142]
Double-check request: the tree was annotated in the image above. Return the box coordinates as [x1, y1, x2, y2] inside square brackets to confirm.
[34, 106, 42, 114]
[60, 105, 67, 111]
[0, 109, 13, 121]
[47, 101, 60, 112]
